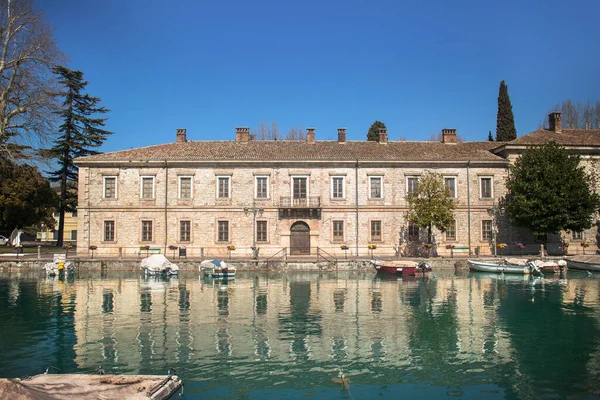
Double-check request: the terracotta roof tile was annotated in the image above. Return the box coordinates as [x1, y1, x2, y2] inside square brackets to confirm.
[508, 129, 600, 146]
[75, 140, 506, 163]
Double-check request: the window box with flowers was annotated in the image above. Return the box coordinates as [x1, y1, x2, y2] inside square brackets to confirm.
[63, 243, 73, 257]
[368, 243, 377, 258]
[168, 245, 178, 258]
[446, 243, 455, 258]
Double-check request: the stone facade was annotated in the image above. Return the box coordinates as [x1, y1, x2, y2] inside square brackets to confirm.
[75, 114, 600, 258]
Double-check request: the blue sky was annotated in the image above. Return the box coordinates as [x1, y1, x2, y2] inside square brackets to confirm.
[38, 0, 600, 152]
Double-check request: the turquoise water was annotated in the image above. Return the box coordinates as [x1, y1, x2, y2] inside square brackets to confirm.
[1, 269, 600, 399]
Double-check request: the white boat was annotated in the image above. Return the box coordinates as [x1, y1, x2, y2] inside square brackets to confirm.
[468, 259, 542, 274]
[566, 255, 600, 272]
[200, 259, 236, 278]
[44, 254, 74, 276]
[140, 254, 180, 276]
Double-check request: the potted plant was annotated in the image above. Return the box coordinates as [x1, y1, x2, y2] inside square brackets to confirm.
[63, 243, 73, 258]
[340, 244, 349, 259]
[251, 245, 260, 259]
[446, 243, 455, 258]
[227, 245, 235, 259]
[89, 245, 97, 259]
[497, 243, 507, 256]
[581, 240, 590, 255]
[168, 245, 178, 258]
[368, 243, 376, 258]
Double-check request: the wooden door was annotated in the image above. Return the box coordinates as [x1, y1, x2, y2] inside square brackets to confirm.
[290, 222, 310, 255]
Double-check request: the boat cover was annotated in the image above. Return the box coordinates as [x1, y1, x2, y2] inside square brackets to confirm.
[140, 254, 179, 272]
[201, 259, 228, 269]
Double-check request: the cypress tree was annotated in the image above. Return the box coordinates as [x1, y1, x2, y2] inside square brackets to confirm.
[367, 121, 387, 141]
[495, 80, 517, 141]
[47, 66, 112, 247]
[488, 131, 494, 141]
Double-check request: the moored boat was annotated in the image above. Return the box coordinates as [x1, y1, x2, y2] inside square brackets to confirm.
[140, 254, 180, 276]
[468, 259, 541, 274]
[371, 259, 431, 275]
[44, 254, 74, 277]
[200, 259, 236, 278]
[566, 255, 600, 272]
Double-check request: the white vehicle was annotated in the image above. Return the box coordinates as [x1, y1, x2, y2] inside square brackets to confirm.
[0, 235, 8, 246]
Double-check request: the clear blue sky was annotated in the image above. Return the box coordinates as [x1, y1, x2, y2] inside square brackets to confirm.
[38, 0, 600, 152]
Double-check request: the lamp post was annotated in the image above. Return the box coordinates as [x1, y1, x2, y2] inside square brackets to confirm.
[244, 197, 264, 257]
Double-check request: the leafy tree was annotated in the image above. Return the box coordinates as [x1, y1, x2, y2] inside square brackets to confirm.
[504, 141, 600, 241]
[0, 0, 64, 158]
[488, 131, 494, 141]
[367, 120, 386, 142]
[47, 66, 112, 247]
[495, 80, 517, 141]
[407, 171, 456, 244]
[0, 159, 57, 231]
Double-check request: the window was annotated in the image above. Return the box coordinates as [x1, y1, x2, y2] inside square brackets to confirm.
[179, 177, 192, 199]
[369, 177, 382, 199]
[70, 230, 77, 240]
[482, 220, 493, 240]
[480, 177, 493, 199]
[292, 177, 307, 199]
[180, 220, 191, 242]
[573, 231, 583, 240]
[141, 220, 153, 241]
[104, 221, 115, 241]
[255, 176, 269, 199]
[256, 221, 267, 242]
[408, 223, 419, 241]
[217, 176, 230, 199]
[103, 177, 117, 199]
[333, 220, 344, 241]
[331, 177, 345, 199]
[140, 176, 155, 199]
[444, 177, 456, 198]
[446, 219, 456, 240]
[370, 220, 382, 241]
[407, 177, 419, 196]
[217, 220, 229, 242]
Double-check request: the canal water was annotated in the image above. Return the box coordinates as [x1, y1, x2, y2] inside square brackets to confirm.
[1, 269, 600, 399]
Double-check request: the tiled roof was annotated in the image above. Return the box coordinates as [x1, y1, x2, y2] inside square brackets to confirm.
[75, 140, 506, 163]
[507, 128, 600, 146]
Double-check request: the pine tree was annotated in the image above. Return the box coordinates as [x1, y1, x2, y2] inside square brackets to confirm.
[495, 80, 517, 141]
[47, 66, 112, 247]
[367, 121, 386, 141]
[488, 131, 494, 141]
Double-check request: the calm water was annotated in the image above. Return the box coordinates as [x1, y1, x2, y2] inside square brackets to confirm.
[1, 269, 600, 399]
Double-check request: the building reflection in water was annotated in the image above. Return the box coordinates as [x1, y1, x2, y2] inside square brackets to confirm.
[59, 272, 600, 396]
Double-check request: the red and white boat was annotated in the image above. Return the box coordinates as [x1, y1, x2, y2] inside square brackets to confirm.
[371, 260, 432, 275]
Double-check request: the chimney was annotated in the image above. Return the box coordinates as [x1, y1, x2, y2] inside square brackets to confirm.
[176, 128, 187, 143]
[441, 128, 457, 144]
[549, 112, 562, 132]
[337, 128, 346, 143]
[235, 126, 249, 142]
[378, 127, 388, 143]
[306, 127, 315, 143]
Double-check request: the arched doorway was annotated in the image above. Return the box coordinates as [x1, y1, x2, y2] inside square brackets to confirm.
[290, 221, 310, 255]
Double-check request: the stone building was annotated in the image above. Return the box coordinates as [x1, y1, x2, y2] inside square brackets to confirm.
[74, 112, 599, 258]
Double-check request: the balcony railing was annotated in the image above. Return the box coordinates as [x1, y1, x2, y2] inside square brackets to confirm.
[279, 196, 321, 208]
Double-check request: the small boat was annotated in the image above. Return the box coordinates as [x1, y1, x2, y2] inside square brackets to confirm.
[44, 254, 74, 277]
[566, 255, 600, 272]
[200, 259, 236, 278]
[140, 254, 180, 276]
[468, 259, 542, 274]
[371, 259, 431, 275]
